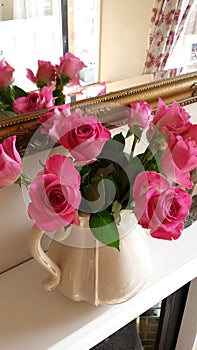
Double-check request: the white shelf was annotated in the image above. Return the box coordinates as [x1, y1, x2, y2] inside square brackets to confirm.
[0, 220, 197, 350]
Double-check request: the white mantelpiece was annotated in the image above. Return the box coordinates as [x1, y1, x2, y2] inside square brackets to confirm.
[0, 219, 196, 350]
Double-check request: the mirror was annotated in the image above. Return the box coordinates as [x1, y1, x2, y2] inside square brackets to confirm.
[1, 71, 197, 157]
[1, 1, 196, 84]
[1, 0, 197, 137]
[0, 0, 63, 89]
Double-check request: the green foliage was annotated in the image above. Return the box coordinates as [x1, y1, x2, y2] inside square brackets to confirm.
[13, 85, 28, 98]
[0, 85, 27, 113]
[15, 174, 32, 188]
[112, 132, 125, 145]
[90, 209, 120, 250]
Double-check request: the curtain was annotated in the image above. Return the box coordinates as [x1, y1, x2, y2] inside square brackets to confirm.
[13, 0, 52, 19]
[143, 0, 195, 76]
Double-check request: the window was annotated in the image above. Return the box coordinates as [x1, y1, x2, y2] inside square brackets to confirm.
[165, 0, 197, 74]
[67, 0, 100, 83]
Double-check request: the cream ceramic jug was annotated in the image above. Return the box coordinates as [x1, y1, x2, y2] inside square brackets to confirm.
[29, 211, 152, 306]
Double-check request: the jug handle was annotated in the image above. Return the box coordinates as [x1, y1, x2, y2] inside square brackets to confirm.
[29, 224, 61, 291]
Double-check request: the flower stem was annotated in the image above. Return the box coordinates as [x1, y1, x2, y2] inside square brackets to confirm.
[131, 134, 139, 153]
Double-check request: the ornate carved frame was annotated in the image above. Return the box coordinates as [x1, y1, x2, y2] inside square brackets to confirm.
[0, 71, 197, 155]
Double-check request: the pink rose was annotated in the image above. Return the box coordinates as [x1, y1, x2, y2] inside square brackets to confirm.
[28, 155, 81, 232]
[13, 86, 54, 114]
[161, 133, 197, 189]
[0, 136, 21, 188]
[0, 58, 15, 88]
[133, 171, 192, 240]
[149, 98, 191, 139]
[59, 109, 111, 161]
[26, 60, 56, 87]
[181, 123, 197, 145]
[39, 104, 71, 141]
[128, 100, 153, 128]
[55, 52, 84, 85]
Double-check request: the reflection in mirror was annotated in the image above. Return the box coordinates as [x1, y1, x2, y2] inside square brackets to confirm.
[0, 51, 85, 118]
[96, 0, 197, 82]
[0, 0, 103, 120]
[0, 0, 63, 90]
[67, 0, 100, 85]
[1, 0, 197, 87]
[0, 0, 101, 88]
[143, 0, 197, 80]
[1, 0, 197, 122]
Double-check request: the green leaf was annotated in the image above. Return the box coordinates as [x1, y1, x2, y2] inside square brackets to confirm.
[90, 209, 120, 250]
[126, 129, 133, 138]
[144, 159, 159, 172]
[112, 132, 125, 145]
[80, 164, 92, 185]
[0, 85, 28, 112]
[0, 108, 17, 119]
[81, 176, 117, 213]
[106, 172, 120, 200]
[13, 85, 28, 98]
[142, 151, 162, 172]
[39, 159, 46, 169]
[64, 223, 71, 231]
[0, 86, 15, 107]
[98, 137, 125, 160]
[15, 174, 32, 188]
[112, 200, 122, 222]
[83, 176, 102, 202]
[129, 125, 143, 139]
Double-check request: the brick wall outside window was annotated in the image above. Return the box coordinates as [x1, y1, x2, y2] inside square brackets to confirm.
[138, 303, 161, 350]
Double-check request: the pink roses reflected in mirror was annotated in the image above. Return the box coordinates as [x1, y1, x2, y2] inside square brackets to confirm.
[55, 52, 85, 87]
[27, 52, 85, 89]
[13, 87, 54, 114]
[0, 58, 14, 88]
[0, 52, 85, 114]
[26, 60, 56, 88]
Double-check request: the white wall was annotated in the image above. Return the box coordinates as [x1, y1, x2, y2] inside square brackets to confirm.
[99, 0, 153, 82]
[0, 148, 52, 273]
[0, 0, 13, 21]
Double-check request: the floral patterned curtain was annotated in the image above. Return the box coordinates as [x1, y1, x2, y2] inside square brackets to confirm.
[143, 0, 195, 76]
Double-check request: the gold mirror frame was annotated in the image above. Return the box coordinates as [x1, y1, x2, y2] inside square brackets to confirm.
[1, 71, 197, 156]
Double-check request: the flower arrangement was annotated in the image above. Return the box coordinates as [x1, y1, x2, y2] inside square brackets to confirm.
[0, 98, 197, 250]
[0, 53, 84, 115]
